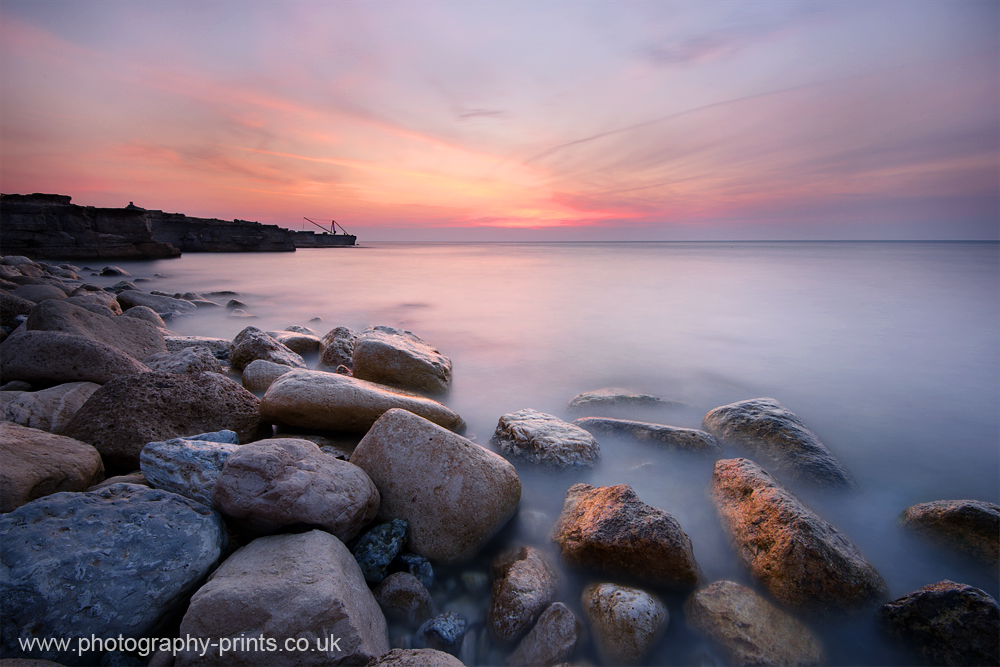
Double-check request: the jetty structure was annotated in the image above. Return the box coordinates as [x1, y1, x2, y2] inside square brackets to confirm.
[0, 193, 356, 259]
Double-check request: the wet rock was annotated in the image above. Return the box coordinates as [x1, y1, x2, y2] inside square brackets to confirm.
[353, 519, 409, 583]
[350, 408, 520, 564]
[25, 299, 166, 361]
[880, 580, 999, 667]
[0, 423, 104, 512]
[0, 381, 100, 433]
[318, 326, 356, 370]
[551, 483, 702, 591]
[229, 326, 306, 371]
[143, 346, 224, 375]
[0, 292, 36, 327]
[352, 325, 452, 395]
[684, 580, 826, 666]
[110, 280, 139, 292]
[901, 499, 1000, 567]
[10, 284, 67, 304]
[581, 582, 668, 666]
[398, 552, 435, 588]
[414, 613, 467, 655]
[374, 572, 435, 626]
[1, 484, 226, 666]
[227, 308, 258, 319]
[241, 358, 295, 393]
[0, 330, 150, 385]
[100, 265, 130, 276]
[711, 458, 887, 615]
[122, 305, 167, 328]
[116, 290, 196, 317]
[505, 602, 582, 667]
[64, 291, 123, 315]
[369, 648, 464, 667]
[225, 299, 248, 310]
[62, 371, 269, 470]
[573, 417, 721, 454]
[702, 398, 855, 488]
[175, 530, 388, 667]
[139, 431, 240, 506]
[267, 329, 321, 355]
[260, 370, 466, 434]
[213, 438, 378, 541]
[488, 546, 559, 645]
[567, 387, 673, 413]
[492, 409, 600, 468]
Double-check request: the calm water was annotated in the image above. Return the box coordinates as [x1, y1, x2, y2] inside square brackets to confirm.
[85, 241, 998, 665]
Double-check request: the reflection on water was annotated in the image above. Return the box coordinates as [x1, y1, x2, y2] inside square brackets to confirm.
[89, 242, 999, 665]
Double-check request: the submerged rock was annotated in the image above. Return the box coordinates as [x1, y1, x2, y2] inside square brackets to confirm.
[352, 325, 452, 395]
[711, 458, 887, 615]
[551, 483, 702, 591]
[573, 417, 720, 454]
[414, 613, 467, 655]
[374, 572, 435, 627]
[581, 582, 668, 666]
[505, 602, 582, 667]
[900, 499, 1000, 567]
[702, 398, 855, 488]
[353, 519, 409, 583]
[567, 387, 673, 413]
[492, 409, 601, 468]
[488, 546, 559, 645]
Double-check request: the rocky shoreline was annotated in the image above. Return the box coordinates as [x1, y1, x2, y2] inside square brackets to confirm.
[1, 254, 998, 667]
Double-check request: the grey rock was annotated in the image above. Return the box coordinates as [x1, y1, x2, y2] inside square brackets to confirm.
[116, 290, 196, 317]
[10, 284, 67, 304]
[139, 431, 240, 506]
[353, 519, 409, 583]
[901, 499, 1000, 567]
[143, 346, 224, 375]
[318, 326, 356, 370]
[1, 381, 100, 433]
[352, 325, 452, 395]
[581, 582, 668, 666]
[374, 572, 435, 627]
[414, 613, 467, 655]
[164, 335, 232, 357]
[368, 648, 464, 667]
[573, 417, 721, 454]
[267, 330, 321, 355]
[0, 330, 150, 385]
[492, 409, 601, 468]
[0, 484, 226, 666]
[703, 398, 855, 488]
[567, 387, 673, 412]
[505, 602, 582, 667]
[488, 546, 558, 645]
[241, 358, 295, 393]
[64, 292, 123, 315]
[229, 326, 306, 371]
[25, 298, 166, 361]
[122, 305, 167, 328]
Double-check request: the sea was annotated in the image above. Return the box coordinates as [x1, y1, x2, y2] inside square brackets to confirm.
[77, 241, 999, 665]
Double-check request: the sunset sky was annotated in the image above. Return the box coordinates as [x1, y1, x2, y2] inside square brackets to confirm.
[1, 1, 996, 240]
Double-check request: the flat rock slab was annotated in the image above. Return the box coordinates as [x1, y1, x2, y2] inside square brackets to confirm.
[213, 438, 379, 541]
[352, 325, 452, 395]
[567, 387, 676, 413]
[684, 580, 826, 666]
[488, 546, 558, 645]
[0, 330, 150, 385]
[901, 499, 1000, 567]
[880, 580, 999, 667]
[505, 602, 582, 667]
[492, 409, 600, 468]
[573, 417, 720, 455]
[350, 408, 520, 564]
[551, 483, 702, 591]
[702, 398, 855, 488]
[165, 335, 232, 356]
[176, 530, 389, 667]
[62, 371, 270, 470]
[139, 431, 240, 506]
[1, 381, 100, 433]
[582, 582, 668, 666]
[0, 484, 226, 666]
[229, 326, 307, 371]
[260, 370, 466, 434]
[711, 458, 887, 615]
[0, 422, 104, 512]
[25, 299, 166, 361]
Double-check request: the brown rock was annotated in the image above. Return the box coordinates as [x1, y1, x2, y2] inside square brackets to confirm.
[267, 330, 321, 355]
[64, 291, 122, 315]
[505, 602, 582, 667]
[0, 330, 150, 385]
[212, 438, 378, 541]
[143, 346, 224, 375]
[10, 284, 67, 304]
[488, 546, 559, 644]
[25, 298, 166, 361]
[0, 292, 36, 327]
[573, 417, 721, 454]
[367, 648, 465, 667]
[711, 458, 888, 615]
[684, 580, 826, 666]
[350, 408, 520, 563]
[87, 471, 149, 491]
[551, 483, 702, 591]
[1, 381, 100, 433]
[901, 499, 1000, 567]
[352, 325, 452, 395]
[62, 371, 270, 470]
[318, 326, 356, 370]
[229, 326, 306, 371]
[241, 359, 295, 394]
[374, 572, 435, 626]
[581, 582, 668, 665]
[0, 422, 104, 512]
[122, 305, 166, 328]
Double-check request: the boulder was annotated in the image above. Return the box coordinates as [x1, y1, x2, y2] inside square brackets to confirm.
[398, 552, 435, 588]
[492, 409, 600, 468]
[0, 292, 36, 327]
[567, 387, 673, 413]
[88, 470, 149, 491]
[25, 299, 166, 361]
[368, 648, 464, 667]
[0, 422, 104, 512]
[880, 580, 999, 666]
[122, 305, 167, 328]
[581, 582, 668, 666]
[212, 438, 378, 541]
[900, 499, 1000, 567]
[143, 346, 224, 375]
[0, 330, 150, 385]
[165, 335, 232, 357]
[684, 580, 826, 666]
[352, 325, 452, 394]
[350, 408, 520, 563]
[64, 291, 122, 315]
[319, 326, 357, 370]
[0, 381, 100, 433]
[267, 330, 321, 355]
[505, 602, 582, 667]
[374, 572, 435, 627]
[139, 431, 240, 506]
[352, 519, 409, 583]
[1, 484, 226, 666]
[414, 613, 467, 655]
[573, 417, 721, 455]
[260, 370, 466, 434]
[116, 290, 196, 317]
[488, 547, 559, 645]
[62, 371, 270, 470]
[551, 483, 702, 591]
[711, 458, 888, 615]
[702, 398, 855, 488]
[241, 359, 295, 393]
[10, 284, 67, 304]
[175, 530, 388, 667]
[229, 326, 306, 371]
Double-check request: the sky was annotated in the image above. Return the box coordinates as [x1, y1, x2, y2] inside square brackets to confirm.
[0, 1, 997, 241]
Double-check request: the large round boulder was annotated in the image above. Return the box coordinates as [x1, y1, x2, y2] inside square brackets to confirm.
[0, 330, 150, 385]
[488, 546, 558, 645]
[25, 298, 165, 361]
[581, 582, 668, 666]
[229, 326, 306, 371]
[351, 325, 452, 395]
